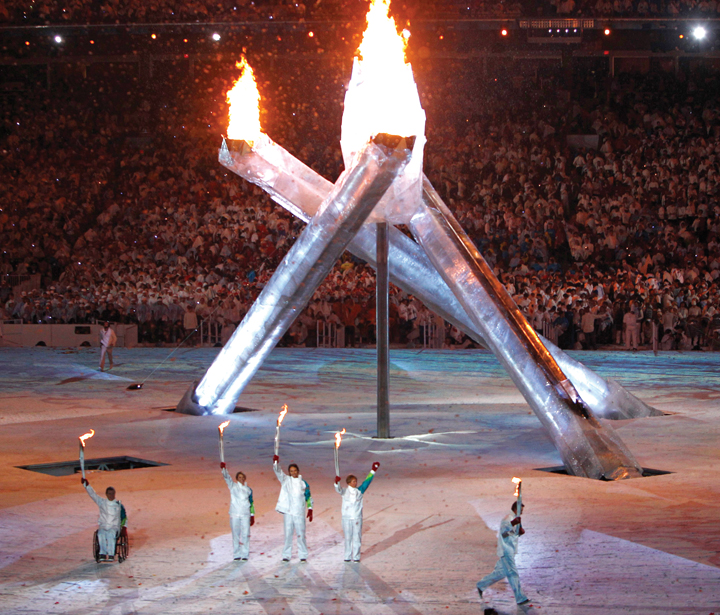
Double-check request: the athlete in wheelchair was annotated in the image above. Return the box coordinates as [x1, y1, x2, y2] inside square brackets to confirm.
[81, 478, 128, 562]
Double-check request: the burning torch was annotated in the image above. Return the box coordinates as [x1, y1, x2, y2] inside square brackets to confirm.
[274, 404, 288, 459]
[512, 476, 523, 511]
[218, 420, 230, 464]
[334, 428, 346, 478]
[79, 429, 95, 480]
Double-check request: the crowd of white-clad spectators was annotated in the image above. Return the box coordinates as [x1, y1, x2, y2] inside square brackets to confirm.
[3, 59, 720, 350]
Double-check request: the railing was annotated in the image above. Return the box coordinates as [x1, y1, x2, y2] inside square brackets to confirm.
[199, 320, 222, 346]
[317, 320, 343, 348]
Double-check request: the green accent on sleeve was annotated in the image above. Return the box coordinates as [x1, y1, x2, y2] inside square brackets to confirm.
[358, 472, 375, 494]
[304, 483, 313, 508]
[249, 490, 255, 515]
[120, 504, 127, 527]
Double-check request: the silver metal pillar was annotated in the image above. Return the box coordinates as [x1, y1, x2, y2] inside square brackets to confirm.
[177, 135, 413, 415]
[409, 181, 643, 480]
[376, 222, 390, 439]
[216, 135, 658, 420]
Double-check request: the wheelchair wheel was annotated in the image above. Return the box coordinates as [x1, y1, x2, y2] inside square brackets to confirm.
[116, 527, 129, 563]
[93, 530, 101, 563]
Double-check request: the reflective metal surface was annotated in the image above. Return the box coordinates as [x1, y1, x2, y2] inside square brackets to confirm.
[216, 135, 657, 421]
[409, 182, 643, 480]
[177, 137, 412, 415]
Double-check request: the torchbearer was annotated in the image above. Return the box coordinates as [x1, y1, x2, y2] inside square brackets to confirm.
[334, 461, 380, 562]
[476, 478, 530, 607]
[273, 454, 313, 562]
[220, 463, 255, 561]
[81, 479, 127, 562]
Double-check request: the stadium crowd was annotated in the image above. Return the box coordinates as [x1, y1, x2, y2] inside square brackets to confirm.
[2, 52, 720, 351]
[1, 0, 716, 25]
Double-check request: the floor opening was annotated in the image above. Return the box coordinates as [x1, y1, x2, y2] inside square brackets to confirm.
[536, 466, 673, 478]
[18, 456, 168, 477]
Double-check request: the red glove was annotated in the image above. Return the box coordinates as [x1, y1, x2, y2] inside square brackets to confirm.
[220, 462, 226, 469]
[335, 476, 341, 484]
[519, 527, 525, 536]
[81, 478, 88, 486]
[371, 461, 380, 472]
[273, 455, 279, 464]
[250, 515, 255, 527]
[511, 517, 522, 526]
[307, 509, 313, 522]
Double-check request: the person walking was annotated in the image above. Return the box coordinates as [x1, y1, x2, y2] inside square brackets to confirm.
[81, 478, 127, 561]
[98, 321, 117, 371]
[477, 500, 529, 606]
[273, 455, 313, 562]
[220, 462, 255, 560]
[334, 461, 380, 562]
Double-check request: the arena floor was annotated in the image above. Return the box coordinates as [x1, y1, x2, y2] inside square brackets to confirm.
[0, 347, 718, 615]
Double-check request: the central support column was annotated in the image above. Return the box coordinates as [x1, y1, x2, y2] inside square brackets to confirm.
[376, 221, 390, 438]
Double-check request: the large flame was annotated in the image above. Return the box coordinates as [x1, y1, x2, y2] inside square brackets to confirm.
[226, 57, 263, 145]
[340, 0, 425, 223]
[218, 420, 230, 436]
[277, 404, 289, 427]
[334, 428, 346, 449]
[79, 429, 95, 447]
[341, 0, 425, 155]
[512, 476, 522, 497]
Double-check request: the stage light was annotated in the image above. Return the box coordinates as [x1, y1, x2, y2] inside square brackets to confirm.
[308, 31, 314, 37]
[693, 26, 707, 40]
[212, 32, 221, 41]
[604, 28, 611, 35]
[54, 35, 63, 43]
[501, 28, 508, 36]
[151, 33, 157, 39]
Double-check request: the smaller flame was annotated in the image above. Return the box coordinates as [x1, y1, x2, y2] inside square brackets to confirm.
[79, 429, 95, 447]
[218, 420, 230, 435]
[277, 404, 288, 427]
[512, 476, 522, 497]
[334, 428, 346, 449]
[226, 57, 263, 145]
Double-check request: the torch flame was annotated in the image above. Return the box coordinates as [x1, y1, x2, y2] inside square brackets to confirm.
[79, 429, 95, 447]
[334, 428, 346, 449]
[341, 0, 425, 162]
[218, 420, 230, 435]
[277, 404, 288, 427]
[512, 476, 522, 497]
[226, 57, 263, 145]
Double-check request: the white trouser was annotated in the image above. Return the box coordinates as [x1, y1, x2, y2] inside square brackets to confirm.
[98, 528, 117, 556]
[342, 516, 362, 561]
[99, 345, 113, 368]
[282, 513, 307, 560]
[230, 516, 250, 559]
[625, 326, 639, 349]
[477, 555, 528, 604]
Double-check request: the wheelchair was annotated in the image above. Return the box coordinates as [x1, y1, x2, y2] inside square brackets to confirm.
[93, 527, 129, 563]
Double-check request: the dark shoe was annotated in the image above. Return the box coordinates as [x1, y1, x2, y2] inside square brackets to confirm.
[344, 559, 350, 562]
[234, 557, 241, 561]
[477, 588, 483, 599]
[353, 559, 360, 562]
[300, 559, 307, 562]
[282, 558, 289, 562]
[241, 558, 248, 561]
[517, 598, 531, 606]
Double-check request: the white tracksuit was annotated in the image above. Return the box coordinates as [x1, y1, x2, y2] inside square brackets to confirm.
[335, 471, 375, 561]
[476, 502, 528, 604]
[274, 463, 313, 560]
[85, 484, 125, 556]
[222, 468, 254, 559]
[99, 327, 117, 369]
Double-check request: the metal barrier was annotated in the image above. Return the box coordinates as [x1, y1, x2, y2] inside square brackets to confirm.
[199, 320, 222, 346]
[317, 320, 344, 348]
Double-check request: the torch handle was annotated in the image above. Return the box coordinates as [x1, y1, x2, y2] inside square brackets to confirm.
[274, 425, 280, 457]
[79, 442, 86, 480]
[334, 446, 340, 478]
[219, 434, 225, 464]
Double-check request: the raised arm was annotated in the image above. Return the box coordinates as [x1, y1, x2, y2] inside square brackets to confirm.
[358, 461, 380, 494]
[83, 481, 103, 506]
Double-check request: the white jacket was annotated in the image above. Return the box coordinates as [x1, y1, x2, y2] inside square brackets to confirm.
[85, 484, 124, 531]
[222, 468, 254, 518]
[99, 327, 117, 347]
[274, 463, 312, 516]
[334, 471, 375, 519]
[497, 511, 521, 558]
